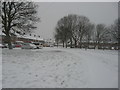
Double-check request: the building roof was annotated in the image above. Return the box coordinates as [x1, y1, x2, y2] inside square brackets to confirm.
[23, 35, 44, 41]
[1, 33, 44, 41]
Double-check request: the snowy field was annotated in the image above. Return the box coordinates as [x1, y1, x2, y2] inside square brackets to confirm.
[2, 47, 118, 88]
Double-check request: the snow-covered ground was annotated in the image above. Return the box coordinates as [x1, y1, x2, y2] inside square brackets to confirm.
[2, 47, 118, 88]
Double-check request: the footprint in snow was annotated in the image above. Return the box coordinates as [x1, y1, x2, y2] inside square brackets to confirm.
[61, 80, 64, 85]
[67, 64, 70, 67]
[43, 79, 46, 82]
[11, 61, 15, 63]
[74, 62, 77, 65]
[42, 66, 45, 68]
[28, 73, 31, 75]
[67, 74, 71, 77]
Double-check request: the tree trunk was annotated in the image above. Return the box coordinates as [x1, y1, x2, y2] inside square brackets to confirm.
[79, 37, 82, 48]
[70, 38, 72, 48]
[94, 41, 97, 49]
[79, 41, 82, 48]
[7, 35, 13, 49]
[74, 39, 77, 48]
[98, 41, 100, 49]
[65, 42, 67, 48]
[63, 41, 64, 47]
[87, 39, 90, 49]
[8, 42, 12, 49]
[57, 42, 58, 47]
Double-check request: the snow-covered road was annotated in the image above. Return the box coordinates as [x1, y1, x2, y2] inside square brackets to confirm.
[2, 47, 118, 88]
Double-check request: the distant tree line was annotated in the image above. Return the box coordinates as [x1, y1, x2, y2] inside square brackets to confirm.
[54, 14, 119, 49]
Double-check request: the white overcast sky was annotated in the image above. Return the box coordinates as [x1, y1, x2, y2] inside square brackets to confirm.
[33, 2, 118, 40]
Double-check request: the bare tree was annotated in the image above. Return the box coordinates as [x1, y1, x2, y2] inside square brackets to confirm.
[109, 19, 119, 42]
[84, 23, 95, 48]
[55, 16, 72, 48]
[95, 24, 107, 48]
[68, 14, 79, 48]
[54, 33, 59, 47]
[77, 16, 91, 48]
[66, 15, 91, 48]
[1, 2, 39, 49]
